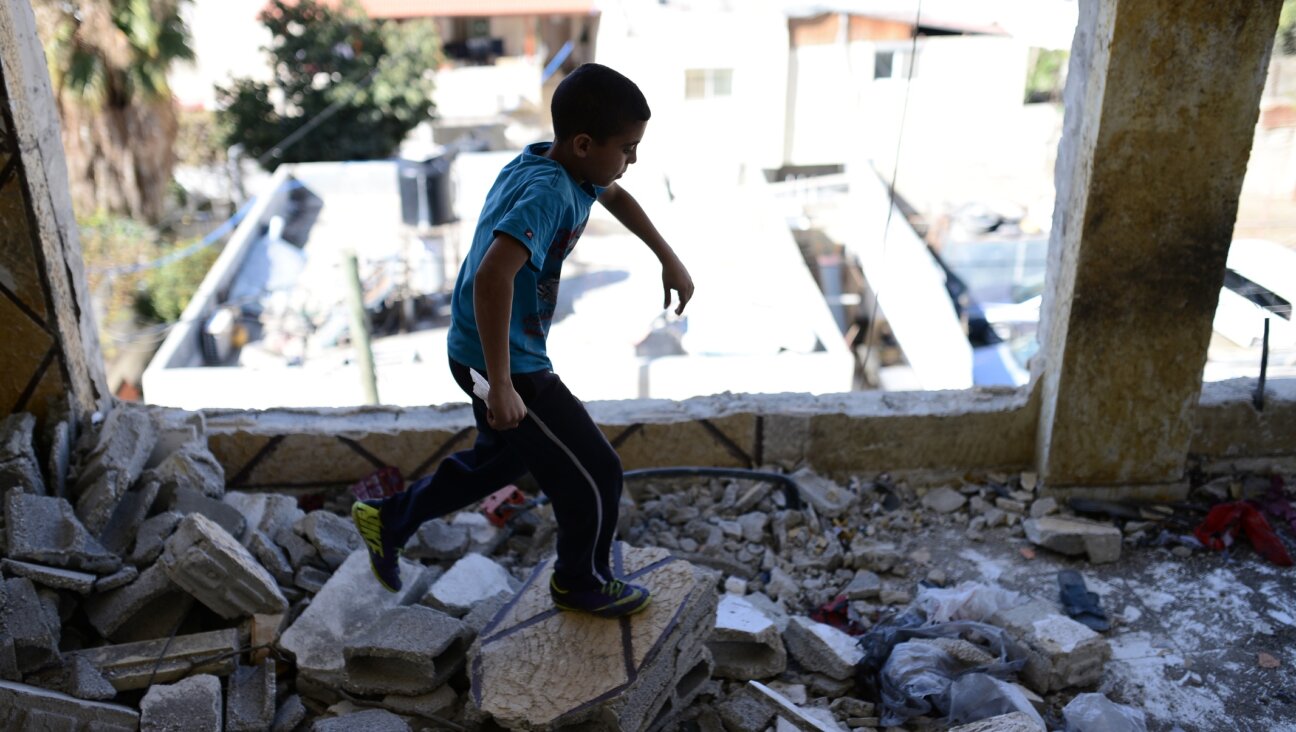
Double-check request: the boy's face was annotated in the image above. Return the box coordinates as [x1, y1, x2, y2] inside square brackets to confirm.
[576, 120, 647, 188]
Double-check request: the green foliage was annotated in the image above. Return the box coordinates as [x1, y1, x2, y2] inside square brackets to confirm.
[1025, 48, 1068, 104]
[1281, 0, 1296, 56]
[39, 0, 194, 104]
[137, 242, 224, 323]
[217, 0, 442, 169]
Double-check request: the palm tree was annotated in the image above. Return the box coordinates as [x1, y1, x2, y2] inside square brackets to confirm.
[34, 0, 194, 224]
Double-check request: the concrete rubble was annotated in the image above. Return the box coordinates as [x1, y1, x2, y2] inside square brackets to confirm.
[0, 402, 1264, 730]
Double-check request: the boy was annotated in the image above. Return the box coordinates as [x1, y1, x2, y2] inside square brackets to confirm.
[352, 63, 693, 619]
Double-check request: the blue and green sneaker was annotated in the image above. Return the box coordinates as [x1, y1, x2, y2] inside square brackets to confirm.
[351, 500, 401, 592]
[550, 575, 652, 618]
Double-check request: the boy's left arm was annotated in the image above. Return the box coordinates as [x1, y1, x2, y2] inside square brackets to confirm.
[598, 183, 694, 315]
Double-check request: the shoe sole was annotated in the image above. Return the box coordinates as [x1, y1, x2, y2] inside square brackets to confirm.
[553, 595, 653, 619]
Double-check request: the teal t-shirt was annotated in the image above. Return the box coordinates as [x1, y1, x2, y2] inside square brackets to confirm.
[447, 143, 604, 373]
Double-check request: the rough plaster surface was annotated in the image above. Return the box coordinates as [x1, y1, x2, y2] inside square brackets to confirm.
[0, 679, 137, 731]
[1036, 0, 1284, 487]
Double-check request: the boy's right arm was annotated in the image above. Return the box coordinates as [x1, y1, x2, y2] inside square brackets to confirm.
[474, 235, 531, 430]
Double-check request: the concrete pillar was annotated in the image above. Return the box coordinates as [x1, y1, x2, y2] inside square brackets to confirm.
[1036, 0, 1283, 494]
[0, 1, 109, 424]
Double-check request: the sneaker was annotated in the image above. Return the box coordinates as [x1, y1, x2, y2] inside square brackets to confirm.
[550, 575, 652, 618]
[351, 500, 401, 592]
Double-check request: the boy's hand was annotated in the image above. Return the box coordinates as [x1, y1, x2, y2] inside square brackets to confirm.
[662, 257, 694, 315]
[485, 381, 527, 430]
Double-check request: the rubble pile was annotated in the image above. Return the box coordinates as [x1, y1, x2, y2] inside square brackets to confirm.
[3, 403, 1279, 731]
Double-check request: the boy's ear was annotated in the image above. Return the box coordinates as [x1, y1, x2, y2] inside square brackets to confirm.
[572, 133, 594, 158]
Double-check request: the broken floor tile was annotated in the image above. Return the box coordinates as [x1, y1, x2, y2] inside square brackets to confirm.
[1, 558, 96, 594]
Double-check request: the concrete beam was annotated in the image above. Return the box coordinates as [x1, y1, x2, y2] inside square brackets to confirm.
[1035, 0, 1284, 488]
[69, 628, 240, 691]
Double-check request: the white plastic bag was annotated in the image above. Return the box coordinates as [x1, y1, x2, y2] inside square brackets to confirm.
[916, 581, 1021, 623]
[1064, 693, 1148, 732]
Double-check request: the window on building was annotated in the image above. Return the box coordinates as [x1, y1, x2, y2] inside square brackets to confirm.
[874, 47, 918, 80]
[684, 68, 734, 99]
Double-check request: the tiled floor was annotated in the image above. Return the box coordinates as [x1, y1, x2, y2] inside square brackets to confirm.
[912, 524, 1296, 731]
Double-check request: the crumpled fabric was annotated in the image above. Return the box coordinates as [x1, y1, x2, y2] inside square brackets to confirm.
[1193, 501, 1293, 567]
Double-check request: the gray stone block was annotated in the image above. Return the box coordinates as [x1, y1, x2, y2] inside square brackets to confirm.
[0, 634, 18, 682]
[24, 654, 117, 701]
[461, 590, 510, 637]
[272, 693, 308, 732]
[249, 529, 296, 585]
[159, 513, 287, 619]
[1, 558, 96, 594]
[710, 594, 787, 680]
[843, 570, 882, 600]
[296, 510, 363, 570]
[73, 407, 157, 534]
[4, 489, 121, 574]
[70, 628, 240, 691]
[1023, 516, 1122, 564]
[1, 578, 60, 675]
[171, 486, 246, 540]
[343, 605, 469, 695]
[128, 511, 183, 566]
[224, 492, 303, 548]
[98, 480, 160, 555]
[425, 553, 514, 616]
[83, 563, 180, 639]
[93, 565, 139, 592]
[45, 418, 71, 500]
[717, 690, 776, 732]
[295, 565, 332, 594]
[923, 486, 968, 514]
[782, 616, 864, 681]
[140, 673, 223, 732]
[312, 708, 410, 731]
[279, 550, 427, 692]
[790, 468, 858, 517]
[0, 412, 45, 495]
[0, 679, 138, 731]
[226, 660, 276, 732]
[991, 601, 1111, 692]
[381, 685, 457, 719]
[142, 441, 225, 503]
[274, 525, 319, 570]
[403, 518, 470, 561]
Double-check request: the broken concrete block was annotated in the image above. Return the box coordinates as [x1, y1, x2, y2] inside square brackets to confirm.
[0, 413, 45, 495]
[747, 681, 847, 732]
[382, 684, 457, 719]
[451, 511, 500, 549]
[279, 550, 427, 691]
[140, 673, 222, 732]
[425, 553, 514, 616]
[717, 689, 776, 732]
[294, 565, 332, 594]
[128, 511, 183, 566]
[226, 660, 276, 732]
[1030, 496, 1059, 518]
[171, 486, 246, 540]
[1023, 516, 1122, 564]
[2, 577, 60, 674]
[403, 518, 470, 561]
[296, 510, 363, 570]
[4, 489, 121, 574]
[949, 711, 1044, 732]
[782, 616, 863, 681]
[848, 538, 901, 573]
[45, 419, 72, 500]
[70, 628, 240, 691]
[274, 524, 319, 570]
[73, 407, 157, 534]
[83, 563, 182, 639]
[249, 529, 295, 585]
[470, 543, 718, 732]
[462, 590, 511, 637]
[342, 605, 469, 695]
[24, 654, 117, 701]
[0, 679, 138, 731]
[1, 558, 97, 594]
[224, 492, 303, 548]
[159, 513, 287, 619]
[272, 694, 307, 732]
[311, 708, 410, 731]
[843, 570, 882, 601]
[991, 601, 1112, 692]
[923, 486, 967, 514]
[709, 594, 787, 680]
[142, 441, 225, 503]
[790, 468, 857, 517]
[94, 565, 139, 593]
[98, 480, 160, 555]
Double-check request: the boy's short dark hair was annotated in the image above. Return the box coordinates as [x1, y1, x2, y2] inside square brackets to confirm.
[551, 63, 651, 142]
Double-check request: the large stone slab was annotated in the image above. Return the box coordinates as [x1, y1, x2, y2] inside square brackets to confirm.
[342, 605, 469, 695]
[1022, 516, 1122, 564]
[470, 543, 718, 732]
[73, 407, 157, 534]
[709, 594, 787, 680]
[278, 549, 428, 691]
[159, 513, 287, 618]
[140, 673, 223, 732]
[0, 412, 45, 495]
[0, 679, 138, 731]
[4, 489, 121, 573]
[782, 616, 863, 681]
[69, 628, 240, 691]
